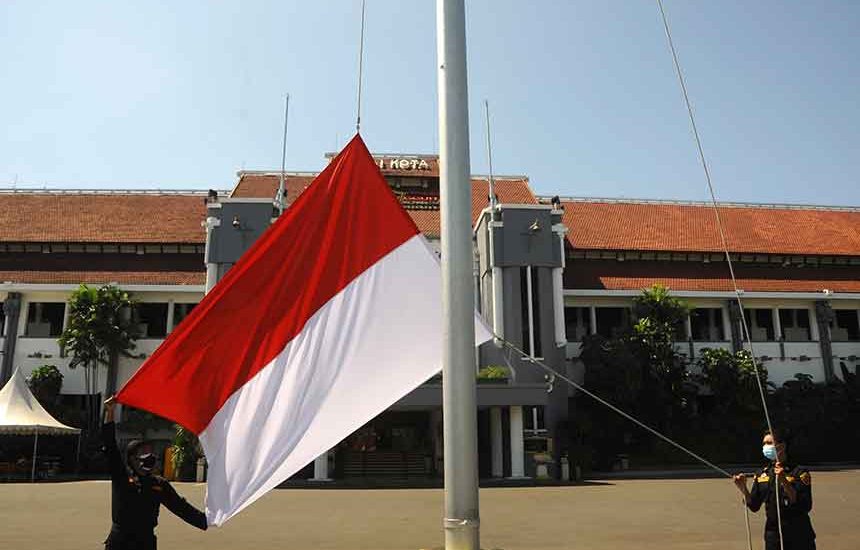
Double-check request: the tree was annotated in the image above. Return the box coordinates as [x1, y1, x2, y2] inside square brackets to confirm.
[577, 285, 694, 468]
[27, 364, 64, 412]
[59, 284, 139, 434]
[695, 348, 770, 461]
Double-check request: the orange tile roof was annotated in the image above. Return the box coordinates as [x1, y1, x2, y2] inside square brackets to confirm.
[561, 200, 860, 256]
[0, 193, 207, 244]
[232, 173, 538, 238]
[0, 270, 204, 285]
[564, 260, 860, 293]
[231, 174, 316, 202]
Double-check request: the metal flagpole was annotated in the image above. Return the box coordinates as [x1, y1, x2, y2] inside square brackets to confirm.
[277, 94, 290, 215]
[483, 100, 496, 208]
[436, 1, 480, 549]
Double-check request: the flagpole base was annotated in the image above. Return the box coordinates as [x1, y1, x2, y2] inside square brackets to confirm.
[444, 517, 480, 550]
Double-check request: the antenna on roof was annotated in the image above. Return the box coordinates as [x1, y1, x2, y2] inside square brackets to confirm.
[276, 93, 290, 215]
[483, 99, 497, 208]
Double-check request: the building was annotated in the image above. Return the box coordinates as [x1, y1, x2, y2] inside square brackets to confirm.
[1, 156, 859, 480]
[557, 198, 860, 387]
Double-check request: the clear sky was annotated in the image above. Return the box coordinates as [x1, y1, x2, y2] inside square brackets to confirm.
[1, 1, 858, 205]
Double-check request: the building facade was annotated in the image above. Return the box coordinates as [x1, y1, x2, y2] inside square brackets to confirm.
[1, 157, 859, 480]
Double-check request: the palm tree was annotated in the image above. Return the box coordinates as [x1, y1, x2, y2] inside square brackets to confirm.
[59, 284, 139, 435]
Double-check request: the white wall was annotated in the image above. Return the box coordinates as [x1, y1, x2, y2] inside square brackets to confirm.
[7, 288, 201, 396]
[563, 293, 860, 385]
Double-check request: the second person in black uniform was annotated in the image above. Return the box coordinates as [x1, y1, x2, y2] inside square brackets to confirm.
[102, 396, 208, 550]
[733, 430, 816, 550]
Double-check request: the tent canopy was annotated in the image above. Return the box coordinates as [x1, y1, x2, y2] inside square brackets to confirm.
[0, 370, 80, 435]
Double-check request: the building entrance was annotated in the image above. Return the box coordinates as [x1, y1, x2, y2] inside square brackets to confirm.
[337, 411, 434, 479]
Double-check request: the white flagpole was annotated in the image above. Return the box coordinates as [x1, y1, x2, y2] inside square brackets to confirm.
[436, 1, 480, 549]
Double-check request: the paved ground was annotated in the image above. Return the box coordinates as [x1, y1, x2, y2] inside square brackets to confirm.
[2, 470, 858, 550]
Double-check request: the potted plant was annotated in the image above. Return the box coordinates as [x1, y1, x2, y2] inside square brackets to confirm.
[477, 365, 509, 384]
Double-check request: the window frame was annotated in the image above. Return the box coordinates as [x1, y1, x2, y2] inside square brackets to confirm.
[24, 302, 66, 338]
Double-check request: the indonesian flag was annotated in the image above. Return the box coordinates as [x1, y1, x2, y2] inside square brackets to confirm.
[117, 135, 492, 526]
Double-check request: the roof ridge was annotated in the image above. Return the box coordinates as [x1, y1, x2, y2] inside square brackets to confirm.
[544, 195, 860, 212]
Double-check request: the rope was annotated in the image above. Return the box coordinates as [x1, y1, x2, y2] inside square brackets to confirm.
[355, 0, 367, 133]
[656, 1, 784, 548]
[498, 335, 755, 549]
[496, 336, 733, 478]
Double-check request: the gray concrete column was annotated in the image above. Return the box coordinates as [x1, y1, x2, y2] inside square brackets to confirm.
[312, 451, 331, 481]
[727, 300, 743, 353]
[814, 300, 835, 382]
[490, 407, 503, 478]
[166, 300, 176, 334]
[0, 293, 22, 386]
[508, 405, 526, 478]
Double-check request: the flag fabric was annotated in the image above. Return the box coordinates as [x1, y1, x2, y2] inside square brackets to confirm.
[117, 134, 492, 526]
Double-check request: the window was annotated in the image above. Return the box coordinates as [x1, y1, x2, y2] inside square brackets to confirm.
[564, 306, 591, 341]
[832, 310, 860, 342]
[523, 406, 546, 434]
[743, 309, 775, 342]
[0, 303, 5, 337]
[173, 303, 197, 329]
[25, 302, 65, 337]
[690, 308, 725, 341]
[519, 267, 542, 357]
[531, 268, 542, 358]
[595, 307, 630, 338]
[778, 309, 811, 341]
[135, 303, 168, 339]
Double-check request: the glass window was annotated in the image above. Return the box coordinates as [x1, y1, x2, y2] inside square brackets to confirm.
[778, 309, 812, 341]
[136, 303, 168, 339]
[691, 308, 725, 341]
[564, 306, 591, 341]
[523, 405, 546, 433]
[531, 268, 542, 358]
[173, 303, 197, 329]
[519, 267, 542, 357]
[744, 309, 775, 342]
[25, 302, 65, 337]
[595, 307, 630, 338]
[832, 310, 860, 342]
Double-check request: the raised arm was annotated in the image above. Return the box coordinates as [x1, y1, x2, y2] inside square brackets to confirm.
[159, 480, 208, 531]
[101, 397, 126, 481]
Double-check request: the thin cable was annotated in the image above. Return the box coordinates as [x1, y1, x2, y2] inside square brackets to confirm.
[497, 336, 733, 478]
[500, 335, 754, 549]
[656, 1, 784, 547]
[483, 100, 497, 208]
[355, 0, 367, 133]
[743, 498, 754, 550]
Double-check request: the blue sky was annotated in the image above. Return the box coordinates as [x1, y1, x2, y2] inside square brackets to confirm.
[1, 1, 858, 205]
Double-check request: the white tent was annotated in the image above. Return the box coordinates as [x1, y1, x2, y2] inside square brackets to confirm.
[0, 369, 81, 481]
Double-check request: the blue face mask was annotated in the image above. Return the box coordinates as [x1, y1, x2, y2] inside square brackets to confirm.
[762, 444, 777, 461]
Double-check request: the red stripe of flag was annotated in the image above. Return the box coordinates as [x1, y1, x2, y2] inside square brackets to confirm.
[116, 135, 419, 433]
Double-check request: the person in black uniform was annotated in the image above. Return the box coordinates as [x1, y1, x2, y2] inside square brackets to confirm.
[733, 430, 815, 550]
[102, 397, 208, 550]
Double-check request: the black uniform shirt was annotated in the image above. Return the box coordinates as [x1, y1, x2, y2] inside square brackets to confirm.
[747, 463, 815, 540]
[102, 422, 208, 535]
